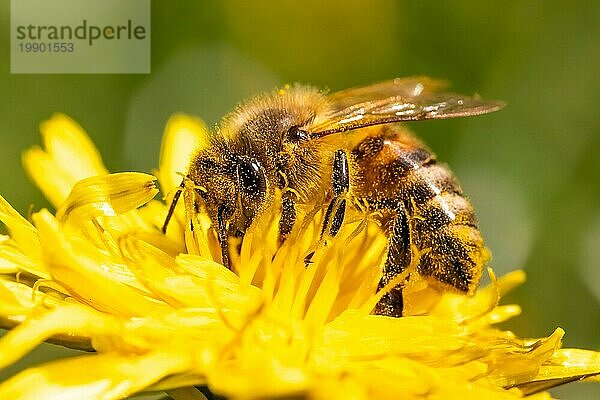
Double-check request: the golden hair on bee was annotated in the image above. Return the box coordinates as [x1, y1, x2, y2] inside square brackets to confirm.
[218, 84, 329, 146]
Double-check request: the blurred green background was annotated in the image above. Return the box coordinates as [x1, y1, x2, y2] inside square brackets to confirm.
[0, 1, 598, 398]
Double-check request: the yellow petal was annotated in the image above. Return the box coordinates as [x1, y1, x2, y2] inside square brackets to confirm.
[0, 196, 44, 274]
[430, 269, 524, 324]
[488, 328, 565, 387]
[136, 199, 186, 249]
[157, 114, 211, 196]
[0, 351, 191, 400]
[0, 304, 115, 369]
[22, 147, 77, 207]
[124, 240, 262, 311]
[0, 236, 20, 273]
[208, 353, 309, 399]
[509, 347, 600, 395]
[22, 114, 109, 207]
[0, 239, 47, 277]
[156, 115, 212, 242]
[56, 173, 158, 224]
[33, 210, 172, 317]
[521, 348, 600, 389]
[316, 313, 465, 365]
[0, 278, 50, 322]
[40, 114, 108, 179]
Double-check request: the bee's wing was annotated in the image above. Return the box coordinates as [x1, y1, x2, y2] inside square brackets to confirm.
[307, 77, 505, 137]
[325, 76, 448, 110]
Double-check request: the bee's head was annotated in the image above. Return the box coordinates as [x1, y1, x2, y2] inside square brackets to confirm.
[188, 144, 269, 235]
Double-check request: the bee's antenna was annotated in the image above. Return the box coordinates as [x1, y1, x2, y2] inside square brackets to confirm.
[161, 179, 186, 234]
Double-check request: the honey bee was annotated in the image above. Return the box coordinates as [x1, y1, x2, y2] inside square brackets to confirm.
[162, 77, 504, 317]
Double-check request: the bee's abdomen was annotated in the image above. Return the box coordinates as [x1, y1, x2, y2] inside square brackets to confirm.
[410, 185, 486, 293]
[351, 127, 486, 295]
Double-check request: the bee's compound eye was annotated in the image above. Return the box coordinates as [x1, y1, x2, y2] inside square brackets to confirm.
[237, 158, 266, 196]
[237, 157, 267, 221]
[286, 126, 309, 143]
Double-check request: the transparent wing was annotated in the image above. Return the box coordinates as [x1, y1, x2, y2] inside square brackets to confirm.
[308, 77, 505, 137]
[326, 76, 448, 110]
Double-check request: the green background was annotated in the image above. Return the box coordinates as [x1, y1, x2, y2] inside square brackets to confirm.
[0, 1, 598, 398]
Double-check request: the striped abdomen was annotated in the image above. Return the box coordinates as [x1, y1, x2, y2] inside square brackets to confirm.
[350, 125, 487, 314]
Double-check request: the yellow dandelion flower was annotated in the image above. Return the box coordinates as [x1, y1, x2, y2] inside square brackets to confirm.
[0, 113, 598, 399]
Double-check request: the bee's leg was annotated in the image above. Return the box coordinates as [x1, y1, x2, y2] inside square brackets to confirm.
[278, 194, 297, 244]
[217, 205, 231, 269]
[321, 149, 350, 238]
[374, 203, 411, 317]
